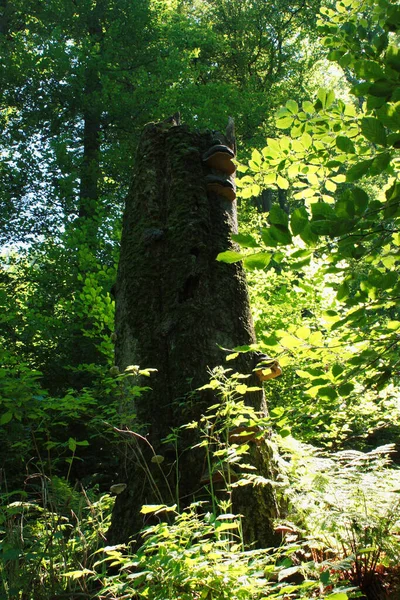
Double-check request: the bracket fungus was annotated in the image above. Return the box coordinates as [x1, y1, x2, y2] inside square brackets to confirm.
[205, 174, 236, 201]
[202, 144, 236, 175]
[255, 361, 282, 382]
[110, 483, 127, 495]
[253, 353, 282, 382]
[228, 425, 263, 445]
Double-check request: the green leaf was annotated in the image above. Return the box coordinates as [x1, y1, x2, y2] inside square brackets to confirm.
[301, 132, 312, 149]
[248, 160, 260, 172]
[320, 570, 330, 584]
[346, 159, 373, 182]
[296, 326, 310, 340]
[276, 117, 294, 129]
[369, 80, 396, 98]
[269, 225, 292, 245]
[336, 136, 356, 154]
[290, 207, 309, 235]
[335, 199, 355, 219]
[261, 228, 278, 247]
[370, 152, 391, 176]
[216, 251, 243, 264]
[302, 100, 315, 113]
[388, 132, 400, 148]
[338, 383, 354, 396]
[270, 204, 289, 227]
[386, 45, 400, 73]
[68, 438, 77, 452]
[386, 5, 400, 32]
[339, 52, 352, 68]
[331, 364, 344, 379]
[215, 522, 239, 532]
[243, 252, 272, 270]
[354, 59, 385, 80]
[325, 179, 337, 193]
[263, 172, 277, 185]
[311, 202, 336, 220]
[242, 186, 254, 199]
[351, 187, 369, 214]
[337, 281, 350, 301]
[286, 99, 299, 114]
[361, 117, 387, 146]
[235, 384, 248, 394]
[238, 175, 255, 185]
[300, 223, 319, 246]
[277, 175, 290, 190]
[310, 220, 335, 235]
[293, 187, 316, 200]
[280, 335, 301, 349]
[327, 50, 345, 61]
[251, 149, 262, 166]
[376, 102, 400, 130]
[0, 411, 13, 425]
[231, 233, 259, 248]
[140, 504, 168, 514]
[351, 82, 371, 97]
[62, 569, 94, 580]
[372, 32, 389, 54]
[317, 88, 335, 109]
[325, 594, 348, 600]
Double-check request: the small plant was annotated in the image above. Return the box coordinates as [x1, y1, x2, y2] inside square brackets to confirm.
[191, 366, 271, 516]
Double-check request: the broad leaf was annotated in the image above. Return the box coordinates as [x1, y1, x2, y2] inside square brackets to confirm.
[346, 159, 373, 182]
[290, 207, 309, 235]
[231, 233, 259, 248]
[243, 252, 272, 270]
[361, 117, 387, 146]
[270, 204, 289, 227]
[216, 251, 243, 263]
[336, 136, 356, 154]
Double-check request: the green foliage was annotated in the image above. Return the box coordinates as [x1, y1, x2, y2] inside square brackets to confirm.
[220, 0, 400, 443]
[0, 0, 322, 248]
[0, 486, 114, 600]
[0, 364, 398, 599]
[278, 436, 400, 595]
[89, 505, 325, 600]
[242, 252, 400, 448]
[1, 0, 399, 598]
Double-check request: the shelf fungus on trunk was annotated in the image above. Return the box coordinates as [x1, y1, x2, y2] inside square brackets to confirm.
[205, 174, 236, 202]
[228, 425, 264, 445]
[202, 144, 236, 175]
[254, 353, 282, 382]
[203, 118, 237, 202]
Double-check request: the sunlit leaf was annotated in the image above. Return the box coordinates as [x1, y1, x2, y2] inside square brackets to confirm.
[216, 251, 243, 263]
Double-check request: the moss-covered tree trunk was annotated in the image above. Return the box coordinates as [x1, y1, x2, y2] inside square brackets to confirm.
[108, 119, 277, 547]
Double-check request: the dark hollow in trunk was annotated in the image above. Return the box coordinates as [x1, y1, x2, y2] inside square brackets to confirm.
[107, 120, 277, 547]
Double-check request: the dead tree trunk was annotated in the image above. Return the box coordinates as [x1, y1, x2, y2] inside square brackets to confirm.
[107, 119, 277, 547]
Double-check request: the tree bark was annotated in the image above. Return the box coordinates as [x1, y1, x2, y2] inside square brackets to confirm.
[108, 120, 277, 547]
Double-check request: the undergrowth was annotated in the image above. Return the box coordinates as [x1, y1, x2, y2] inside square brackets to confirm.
[0, 368, 399, 599]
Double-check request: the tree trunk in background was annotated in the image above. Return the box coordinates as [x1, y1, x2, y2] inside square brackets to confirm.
[108, 120, 277, 547]
[78, 0, 104, 244]
[0, 0, 12, 36]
